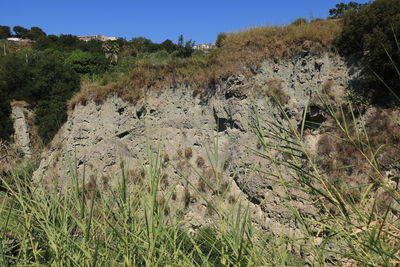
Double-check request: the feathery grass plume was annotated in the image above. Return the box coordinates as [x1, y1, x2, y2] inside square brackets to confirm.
[0, 142, 275, 265]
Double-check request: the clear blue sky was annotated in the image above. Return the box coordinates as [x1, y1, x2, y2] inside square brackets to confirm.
[1, 0, 370, 44]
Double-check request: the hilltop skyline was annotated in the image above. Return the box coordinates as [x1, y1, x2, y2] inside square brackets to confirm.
[1, 0, 370, 44]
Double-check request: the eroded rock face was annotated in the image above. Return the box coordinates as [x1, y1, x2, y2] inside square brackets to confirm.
[11, 103, 32, 158]
[33, 54, 360, 231]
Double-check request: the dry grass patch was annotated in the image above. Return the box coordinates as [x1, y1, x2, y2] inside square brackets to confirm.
[10, 100, 30, 108]
[69, 19, 342, 110]
[315, 107, 400, 203]
[216, 19, 342, 69]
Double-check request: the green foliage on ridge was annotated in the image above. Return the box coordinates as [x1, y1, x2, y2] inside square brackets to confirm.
[335, 0, 400, 103]
[0, 25, 197, 144]
[0, 50, 80, 144]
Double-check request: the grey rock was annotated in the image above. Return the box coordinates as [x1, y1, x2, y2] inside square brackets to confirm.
[11, 104, 32, 158]
[33, 54, 359, 230]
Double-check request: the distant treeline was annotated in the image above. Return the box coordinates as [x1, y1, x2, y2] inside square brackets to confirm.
[0, 25, 197, 144]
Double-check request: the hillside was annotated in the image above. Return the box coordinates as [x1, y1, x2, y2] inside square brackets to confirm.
[1, 1, 400, 265]
[69, 19, 343, 109]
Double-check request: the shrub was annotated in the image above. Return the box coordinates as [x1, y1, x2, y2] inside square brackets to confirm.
[0, 98, 13, 141]
[0, 49, 79, 143]
[290, 17, 308, 26]
[266, 78, 289, 104]
[335, 0, 400, 103]
[65, 49, 108, 74]
[215, 33, 227, 48]
[328, 2, 368, 18]
[184, 147, 193, 159]
[35, 100, 68, 145]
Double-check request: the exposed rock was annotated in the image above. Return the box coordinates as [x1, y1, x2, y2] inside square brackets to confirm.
[10, 102, 32, 158]
[33, 54, 360, 231]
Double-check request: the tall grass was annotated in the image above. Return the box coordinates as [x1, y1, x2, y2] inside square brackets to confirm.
[0, 145, 273, 266]
[4, 96, 400, 265]
[250, 94, 400, 266]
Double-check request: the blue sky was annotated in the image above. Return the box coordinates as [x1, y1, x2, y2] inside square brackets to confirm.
[1, 0, 370, 44]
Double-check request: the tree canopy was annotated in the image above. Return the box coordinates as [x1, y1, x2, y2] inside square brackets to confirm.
[0, 24, 200, 143]
[0, 50, 80, 143]
[329, 1, 368, 18]
[335, 0, 400, 103]
[0, 26, 11, 39]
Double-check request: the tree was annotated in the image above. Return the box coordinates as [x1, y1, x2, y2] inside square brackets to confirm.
[27, 26, 46, 40]
[329, 1, 368, 18]
[178, 34, 184, 47]
[0, 54, 32, 101]
[65, 49, 108, 74]
[33, 36, 57, 50]
[0, 50, 80, 143]
[57, 34, 79, 50]
[174, 35, 194, 58]
[29, 50, 80, 144]
[35, 99, 68, 144]
[131, 37, 153, 54]
[102, 41, 120, 64]
[335, 0, 400, 103]
[0, 26, 11, 39]
[12, 26, 29, 38]
[160, 39, 177, 53]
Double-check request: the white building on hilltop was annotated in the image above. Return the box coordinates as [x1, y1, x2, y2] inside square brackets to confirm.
[78, 35, 117, 42]
[7, 37, 22, 41]
[194, 43, 215, 51]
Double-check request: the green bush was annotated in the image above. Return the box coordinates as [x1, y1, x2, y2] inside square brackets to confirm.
[335, 0, 400, 103]
[0, 25, 11, 39]
[35, 100, 68, 144]
[65, 49, 108, 74]
[328, 1, 368, 18]
[0, 49, 79, 144]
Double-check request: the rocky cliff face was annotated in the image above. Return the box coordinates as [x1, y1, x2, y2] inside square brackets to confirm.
[11, 102, 33, 158]
[33, 53, 361, 231]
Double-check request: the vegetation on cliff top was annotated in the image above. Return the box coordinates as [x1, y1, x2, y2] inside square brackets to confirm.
[70, 0, 400, 108]
[69, 18, 342, 109]
[0, 28, 195, 143]
[1, 1, 400, 265]
[335, 0, 400, 103]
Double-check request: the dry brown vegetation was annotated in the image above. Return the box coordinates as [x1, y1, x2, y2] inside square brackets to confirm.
[184, 147, 193, 159]
[0, 40, 33, 54]
[69, 19, 342, 110]
[316, 108, 400, 202]
[196, 156, 205, 168]
[10, 100, 30, 108]
[265, 78, 289, 104]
